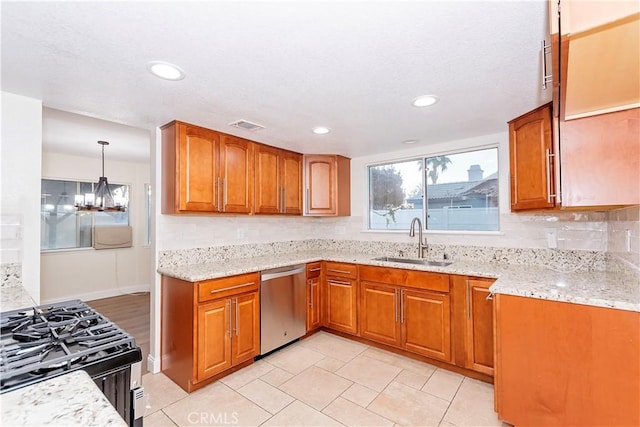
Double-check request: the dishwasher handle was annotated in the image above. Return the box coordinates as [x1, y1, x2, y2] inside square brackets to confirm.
[261, 266, 306, 281]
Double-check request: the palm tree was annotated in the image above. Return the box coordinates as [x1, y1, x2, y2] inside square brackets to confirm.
[425, 156, 452, 184]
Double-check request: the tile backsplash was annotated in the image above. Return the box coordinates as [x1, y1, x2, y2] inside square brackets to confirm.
[0, 214, 22, 265]
[607, 206, 640, 270]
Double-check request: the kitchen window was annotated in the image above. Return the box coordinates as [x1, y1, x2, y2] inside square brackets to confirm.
[368, 147, 499, 232]
[41, 179, 129, 250]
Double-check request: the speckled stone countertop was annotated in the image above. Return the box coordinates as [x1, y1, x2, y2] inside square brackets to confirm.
[0, 370, 127, 427]
[1, 285, 36, 312]
[158, 250, 640, 312]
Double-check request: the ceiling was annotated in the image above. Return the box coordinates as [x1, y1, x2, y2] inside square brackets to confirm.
[2, 1, 550, 162]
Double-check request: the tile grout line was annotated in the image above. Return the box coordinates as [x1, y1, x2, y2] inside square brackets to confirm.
[436, 376, 466, 426]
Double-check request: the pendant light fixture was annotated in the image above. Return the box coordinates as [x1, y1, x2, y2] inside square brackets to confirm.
[74, 141, 125, 212]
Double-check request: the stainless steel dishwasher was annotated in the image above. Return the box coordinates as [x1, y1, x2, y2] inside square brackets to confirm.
[260, 264, 307, 355]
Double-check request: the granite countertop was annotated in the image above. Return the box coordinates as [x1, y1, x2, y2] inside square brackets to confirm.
[1, 285, 36, 312]
[0, 370, 127, 427]
[158, 250, 640, 312]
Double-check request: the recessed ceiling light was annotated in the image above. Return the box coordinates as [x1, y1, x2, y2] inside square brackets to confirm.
[147, 61, 185, 81]
[412, 95, 438, 107]
[312, 126, 330, 135]
[403, 139, 418, 144]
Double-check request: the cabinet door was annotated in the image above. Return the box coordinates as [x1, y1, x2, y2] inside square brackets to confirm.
[305, 155, 336, 215]
[465, 279, 494, 376]
[360, 282, 401, 347]
[325, 277, 357, 334]
[401, 289, 451, 362]
[306, 277, 321, 332]
[509, 103, 556, 211]
[231, 292, 260, 365]
[178, 124, 219, 212]
[196, 299, 232, 381]
[220, 135, 254, 213]
[254, 144, 280, 214]
[281, 151, 303, 215]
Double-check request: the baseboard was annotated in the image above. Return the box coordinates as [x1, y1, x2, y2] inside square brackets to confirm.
[41, 284, 150, 305]
[147, 353, 161, 374]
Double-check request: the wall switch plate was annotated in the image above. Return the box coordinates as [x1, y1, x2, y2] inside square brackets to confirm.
[545, 228, 558, 249]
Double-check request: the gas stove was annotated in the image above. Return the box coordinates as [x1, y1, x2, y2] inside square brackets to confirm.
[0, 300, 143, 426]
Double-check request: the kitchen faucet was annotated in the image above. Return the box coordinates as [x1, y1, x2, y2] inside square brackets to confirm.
[409, 217, 427, 258]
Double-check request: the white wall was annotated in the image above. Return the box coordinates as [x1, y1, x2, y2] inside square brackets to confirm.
[1, 92, 43, 302]
[40, 152, 151, 303]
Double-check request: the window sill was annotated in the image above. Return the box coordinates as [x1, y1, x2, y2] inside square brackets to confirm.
[361, 229, 505, 236]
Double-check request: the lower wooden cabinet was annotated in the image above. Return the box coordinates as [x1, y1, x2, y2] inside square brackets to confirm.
[494, 294, 640, 426]
[306, 262, 322, 332]
[323, 262, 358, 334]
[359, 266, 452, 363]
[162, 272, 260, 392]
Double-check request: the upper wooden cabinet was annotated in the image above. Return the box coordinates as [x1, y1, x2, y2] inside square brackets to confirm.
[508, 103, 557, 211]
[549, 2, 640, 120]
[161, 121, 254, 214]
[255, 144, 303, 215]
[304, 155, 351, 216]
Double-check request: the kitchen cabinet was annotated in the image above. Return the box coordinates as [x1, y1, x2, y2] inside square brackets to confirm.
[255, 144, 303, 215]
[160, 121, 254, 214]
[306, 262, 322, 332]
[450, 276, 494, 376]
[549, 1, 639, 120]
[323, 261, 358, 334]
[494, 294, 640, 426]
[161, 272, 260, 392]
[508, 103, 557, 211]
[359, 266, 451, 363]
[304, 155, 351, 216]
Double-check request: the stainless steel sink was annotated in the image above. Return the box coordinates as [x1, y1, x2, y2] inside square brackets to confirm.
[372, 256, 453, 267]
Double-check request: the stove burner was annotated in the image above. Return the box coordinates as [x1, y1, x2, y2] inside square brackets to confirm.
[1, 300, 139, 392]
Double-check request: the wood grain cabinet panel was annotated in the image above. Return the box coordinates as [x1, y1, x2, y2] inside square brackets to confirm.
[219, 134, 254, 214]
[161, 273, 260, 392]
[402, 288, 451, 362]
[306, 262, 322, 332]
[360, 282, 401, 347]
[304, 155, 350, 216]
[323, 262, 358, 334]
[508, 103, 556, 211]
[196, 299, 232, 381]
[255, 144, 302, 215]
[494, 294, 640, 426]
[464, 278, 494, 376]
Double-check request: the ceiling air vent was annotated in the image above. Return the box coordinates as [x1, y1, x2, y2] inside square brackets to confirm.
[228, 119, 265, 132]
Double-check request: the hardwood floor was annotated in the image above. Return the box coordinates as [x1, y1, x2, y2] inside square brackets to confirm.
[87, 292, 150, 372]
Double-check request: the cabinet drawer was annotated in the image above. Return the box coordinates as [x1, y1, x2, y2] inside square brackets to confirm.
[198, 272, 260, 303]
[324, 261, 358, 279]
[307, 262, 322, 279]
[360, 265, 449, 293]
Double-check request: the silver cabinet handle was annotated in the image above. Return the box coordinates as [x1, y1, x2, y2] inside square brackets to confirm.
[210, 282, 255, 294]
[222, 178, 227, 211]
[466, 280, 471, 320]
[486, 292, 494, 301]
[305, 188, 310, 213]
[394, 288, 398, 323]
[309, 280, 314, 308]
[545, 149, 557, 203]
[228, 299, 232, 338]
[541, 40, 553, 89]
[281, 186, 286, 213]
[400, 289, 405, 324]
[308, 267, 321, 272]
[327, 269, 351, 274]
[327, 279, 351, 286]
[216, 177, 222, 212]
[235, 297, 239, 337]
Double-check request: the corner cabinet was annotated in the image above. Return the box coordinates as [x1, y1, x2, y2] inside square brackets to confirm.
[359, 266, 452, 362]
[161, 272, 260, 392]
[161, 121, 254, 214]
[304, 155, 351, 216]
[508, 103, 557, 211]
[494, 294, 640, 426]
[306, 262, 322, 332]
[255, 144, 303, 215]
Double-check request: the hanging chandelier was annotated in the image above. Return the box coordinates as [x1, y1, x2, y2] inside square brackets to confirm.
[74, 141, 126, 212]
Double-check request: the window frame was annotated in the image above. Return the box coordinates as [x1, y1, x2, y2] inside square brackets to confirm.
[365, 144, 501, 234]
[40, 177, 131, 252]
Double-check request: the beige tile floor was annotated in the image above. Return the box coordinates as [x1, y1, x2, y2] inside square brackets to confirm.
[142, 331, 506, 427]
